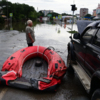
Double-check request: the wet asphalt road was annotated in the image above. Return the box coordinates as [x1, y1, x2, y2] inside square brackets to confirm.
[0, 24, 90, 100]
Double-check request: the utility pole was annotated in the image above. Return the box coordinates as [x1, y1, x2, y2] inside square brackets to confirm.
[72, 0, 75, 31]
[9, 13, 13, 30]
[6, 0, 9, 27]
[71, 5, 76, 30]
[37, 7, 38, 12]
[70, 0, 77, 37]
[6, 0, 8, 18]
[73, 0, 75, 4]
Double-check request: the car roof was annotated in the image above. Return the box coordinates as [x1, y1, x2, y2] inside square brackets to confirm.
[86, 20, 100, 28]
[81, 21, 100, 35]
[77, 20, 100, 34]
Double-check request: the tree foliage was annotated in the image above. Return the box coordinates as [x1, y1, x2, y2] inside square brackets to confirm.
[62, 13, 68, 16]
[38, 11, 44, 17]
[0, 16, 4, 23]
[0, 0, 39, 21]
[61, 13, 72, 16]
[46, 12, 59, 18]
[84, 14, 92, 17]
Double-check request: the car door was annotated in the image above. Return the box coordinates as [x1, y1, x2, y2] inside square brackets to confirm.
[73, 28, 97, 73]
[85, 29, 100, 76]
[72, 28, 89, 67]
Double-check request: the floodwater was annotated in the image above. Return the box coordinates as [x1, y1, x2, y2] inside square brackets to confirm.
[0, 22, 90, 100]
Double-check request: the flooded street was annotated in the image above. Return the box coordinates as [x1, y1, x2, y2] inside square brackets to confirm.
[0, 23, 89, 100]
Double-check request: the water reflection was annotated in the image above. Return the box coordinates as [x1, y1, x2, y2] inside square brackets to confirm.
[0, 21, 38, 32]
[0, 20, 77, 33]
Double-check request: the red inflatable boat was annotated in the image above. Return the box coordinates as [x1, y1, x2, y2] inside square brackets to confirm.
[0, 46, 67, 91]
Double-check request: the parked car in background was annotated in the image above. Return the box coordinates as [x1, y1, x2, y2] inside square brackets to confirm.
[67, 21, 100, 100]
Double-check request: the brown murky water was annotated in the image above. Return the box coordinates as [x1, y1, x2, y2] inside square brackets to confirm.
[0, 23, 90, 100]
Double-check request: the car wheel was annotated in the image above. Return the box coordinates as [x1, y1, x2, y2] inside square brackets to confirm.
[91, 89, 100, 100]
[67, 51, 74, 74]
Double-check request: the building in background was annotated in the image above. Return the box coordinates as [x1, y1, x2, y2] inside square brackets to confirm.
[93, 9, 97, 16]
[92, 4, 100, 17]
[96, 4, 100, 17]
[93, 4, 100, 20]
[80, 8, 88, 17]
[41, 10, 53, 16]
[75, 14, 80, 19]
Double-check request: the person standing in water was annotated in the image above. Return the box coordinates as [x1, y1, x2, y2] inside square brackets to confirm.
[25, 20, 35, 46]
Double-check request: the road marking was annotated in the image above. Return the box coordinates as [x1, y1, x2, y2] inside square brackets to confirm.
[0, 88, 8, 100]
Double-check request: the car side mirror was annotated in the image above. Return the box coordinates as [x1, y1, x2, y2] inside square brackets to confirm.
[73, 33, 80, 39]
[69, 36, 72, 39]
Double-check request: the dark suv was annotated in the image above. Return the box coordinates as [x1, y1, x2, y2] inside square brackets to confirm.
[67, 21, 100, 100]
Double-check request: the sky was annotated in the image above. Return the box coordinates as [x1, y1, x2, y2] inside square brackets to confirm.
[8, 0, 100, 15]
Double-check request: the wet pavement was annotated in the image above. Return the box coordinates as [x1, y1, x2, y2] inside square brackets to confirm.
[0, 23, 90, 100]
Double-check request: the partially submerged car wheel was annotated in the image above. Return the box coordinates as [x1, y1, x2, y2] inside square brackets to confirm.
[91, 89, 100, 100]
[67, 51, 74, 74]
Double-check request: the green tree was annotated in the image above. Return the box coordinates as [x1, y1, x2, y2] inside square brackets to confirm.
[0, 16, 4, 23]
[47, 12, 59, 17]
[0, 0, 38, 21]
[2, 0, 7, 1]
[62, 13, 68, 16]
[38, 11, 44, 17]
[85, 14, 92, 17]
